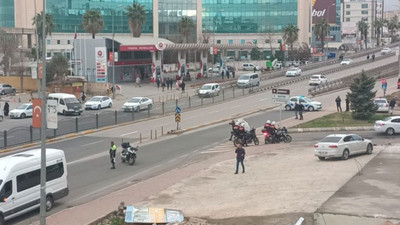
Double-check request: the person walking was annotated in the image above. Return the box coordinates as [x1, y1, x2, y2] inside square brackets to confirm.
[336, 96, 342, 112]
[109, 141, 117, 169]
[389, 98, 397, 115]
[156, 77, 161, 90]
[232, 67, 236, 78]
[234, 143, 246, 174]
[372, 53, 375, 61]
[253, 66, 257, 73]
[345, 96, 350, 112]
[81, 91, 86, 103]
[161, 79, 166, 92]
[221, 68, 225, 79]
[367, 54, 370, 60]
[3, 101, 9, 117]
[181, 80, 186, 93]
[166, 78, 170, 90]
[298, 103, 304, 120]
[135, 75, 141, 87]
[294, 102, 299, 119]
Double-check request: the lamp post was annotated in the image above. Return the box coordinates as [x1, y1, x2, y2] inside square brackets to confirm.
[326, 3, 336, 50]
[211, 10, 223, 81]
[112, 5, 123, 99]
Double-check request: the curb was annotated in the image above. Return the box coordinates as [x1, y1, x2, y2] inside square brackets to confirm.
[288, 126, 374, 133]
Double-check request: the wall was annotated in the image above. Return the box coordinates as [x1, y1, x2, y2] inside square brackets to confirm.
[0, 76, 38, 91]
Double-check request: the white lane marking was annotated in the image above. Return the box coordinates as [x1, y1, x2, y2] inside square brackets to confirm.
[259, 98, 268, 101]
[120, 131, 138, 137]
[82, 140, 104, 147]
[67, 151, 107, 166]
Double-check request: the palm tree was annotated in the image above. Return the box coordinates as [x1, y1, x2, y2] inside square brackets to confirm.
[385, 16, 398, 37]
[282, 24, 299, 52]
[32, 12, 55, 41]
[178, 16, 195, 43]
[358, 20, 369, 49]
[373, 19, 384, 46]
[314, 19, 330, 53]
[82, 10, 104, 39]
[126, 2, 146, 37]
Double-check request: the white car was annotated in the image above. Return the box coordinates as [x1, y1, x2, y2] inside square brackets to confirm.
[374, 116, 400, 135]
[314, 134, 373, 160]
[381, 47, 391, 54]
[122, 97, 153, 112]
[84, 96, 113, 110]
[208, 66, 220, 74]
[309, 75, 328, 85]
[374, 97, 389, 113]
[285, 95, 322, 111]
[340, 58, 353, 65]
[285, 67, 301, 77]
[9, 103, 33, 119]
[198, 83, 220, 97]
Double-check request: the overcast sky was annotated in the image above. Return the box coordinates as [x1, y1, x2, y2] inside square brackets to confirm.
[385, 0, 399, 11]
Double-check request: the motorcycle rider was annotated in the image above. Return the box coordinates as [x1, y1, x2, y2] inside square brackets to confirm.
[229, 120, 238, 141]
[238, 122, 248, 146]
[263, 120, 271, 131]
[270, 121, 278, 142]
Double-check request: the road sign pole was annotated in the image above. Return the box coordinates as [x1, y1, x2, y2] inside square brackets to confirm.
[280, 103, 282, 126]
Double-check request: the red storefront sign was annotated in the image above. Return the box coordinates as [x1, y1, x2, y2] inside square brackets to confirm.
[114, 59, 152, 66]
[120, 45, 158, 52]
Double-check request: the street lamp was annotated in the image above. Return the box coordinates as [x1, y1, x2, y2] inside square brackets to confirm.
[112, 4, 124, 99]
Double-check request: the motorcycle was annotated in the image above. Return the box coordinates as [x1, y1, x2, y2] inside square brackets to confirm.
[120, 142, 139, 165]
[264, 127, 292, 144]
[233, 128, 259, 147]
[261, 129, 271, 144]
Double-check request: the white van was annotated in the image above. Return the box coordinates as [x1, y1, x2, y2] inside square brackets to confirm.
[237, 73, 260, 88]
[242, 63, 262, 71]
[48, 93, 83, 116]
[0, 149, 69, 223]
[198, 83, 221, 97]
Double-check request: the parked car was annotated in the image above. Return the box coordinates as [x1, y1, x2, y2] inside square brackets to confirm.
[237, 73, 260, 88]
[285, 95, 322, 111]
[381, 47, 392, 54]
[374, 97, 389, 113]
[208, 66, 220, 74]
[309, 75, 327, 85]
[84, 96, 113, 110]
[198, 83, 221, 97]
[374, 116, 400, 135]
[314, 134, 373, 160]
[0, 84, 16, 95]
[122, 97, 153, 112]
[340, 58, 353, 65]
[242, 63, 262, 71]
[9, 103, 33, 119]
[285, 67, 301, 77]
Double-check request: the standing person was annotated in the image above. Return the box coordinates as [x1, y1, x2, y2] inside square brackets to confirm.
[136, 75, 141, 87]
[234, 143, 245, 174]
[253, 66, 256, 73]
[181, 80, 186, 93]
[389, 98, 397, 115]
[226, 68, 230, 79]
[232, 68, 236, 78]
[109, 141, 117, 169]
[345, 96, 350, 112]
[298, 103, 304, 120]
[3, 101, 9, 117]
[81, 91, 86, 103]
[156, 77, 160, 90]
[294, 102, 299, 119]
[336, 96, 342, 112]
[221, 68, 225, 79]
[367, 54, 370, 60]
[372, 53, 375, 61]
[161, 79, 166, 92]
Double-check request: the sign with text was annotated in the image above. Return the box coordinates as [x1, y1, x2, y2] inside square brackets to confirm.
[272, 89, 290, 103]
[312, 0, 336, 24]
[95, 47, 107, 83]
[32, 99, 42, 128]
[47, 99, 58, 129]
[120, 45, 158, 52]
[125, 206, 184, 224]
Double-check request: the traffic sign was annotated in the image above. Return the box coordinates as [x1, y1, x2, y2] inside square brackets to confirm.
[175, 106, 181, 114]
[175, 113, 181, 122]
[272, 89, 290, 104]
[272, 89, 290, 95]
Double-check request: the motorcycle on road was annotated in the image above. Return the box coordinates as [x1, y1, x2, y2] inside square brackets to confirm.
[120, 142, 139, 165]
[234, 128, 260, 147]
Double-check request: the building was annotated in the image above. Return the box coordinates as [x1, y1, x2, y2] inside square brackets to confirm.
[341, 0, 384, 48]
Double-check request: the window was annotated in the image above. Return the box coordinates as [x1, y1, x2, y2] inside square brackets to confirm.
[228, 40, 233, 44]
[46, 163, 64, 182]
[346, 18, 350, 22]
[217, 40, 221, 44]
[46, 39, 51, 45]
[67, 40, 71, 44]
[60, 99, 65, 105]
[57, 40, 61, 44]
[362, 4, 368, 8]
[392, 119, 400, 123]
[0, 180, 12, 199]
[253, 39, 257, 44]
[346, 11, 350, 15]
[343, 136, 354, 142]
[241, 39, 245, 44]
[346, 4, 350, 8]
[17, 169, 40, 192]
[361, 10, 368, 15]
[47, 52, 51, 57]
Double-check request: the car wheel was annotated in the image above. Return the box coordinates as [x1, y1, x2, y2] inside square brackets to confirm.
[0, 90, 4, 95]
[318, 157, 326, 160]
[97, 104, 101, 110]
[20, 113, 26, 119]
[366, 144, 373, 154]
[341, 149, 350, 160]
[308, 106, 315, 111]
[12, 89, 16, 94]
[0, 215, 4, 225]
[285, 105, 291, 111]
[63, 110, 67, 116]
[257, 81, 260, 86]
[46, 196, 54, 212]
[386, 128, 395, 135]
[148, 104, 152, 110]
[135, 106, 140, 112]
[109, 103, 112, 108]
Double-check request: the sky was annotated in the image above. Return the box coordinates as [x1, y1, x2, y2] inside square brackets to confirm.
[385, 0, 399, 11]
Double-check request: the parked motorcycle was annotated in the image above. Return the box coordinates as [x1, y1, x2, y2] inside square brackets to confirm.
[233, 128, 259, 147]
[120, 142, 139, 165]
[261, 129, 271, 144]
[262, 127, 291, 144]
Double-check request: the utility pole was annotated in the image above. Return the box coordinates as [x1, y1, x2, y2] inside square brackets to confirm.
[112, 9, 115, 99]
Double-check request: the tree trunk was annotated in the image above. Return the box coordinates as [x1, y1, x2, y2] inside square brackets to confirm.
[321, 36, 325, 53]
[364, 33, 367, 49]
[20, 73, 24, 93]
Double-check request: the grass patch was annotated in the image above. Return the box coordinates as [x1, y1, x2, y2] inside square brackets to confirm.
[294, 112, 391, 128]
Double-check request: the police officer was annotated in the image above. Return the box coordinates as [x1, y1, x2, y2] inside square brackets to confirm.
[109, 141, 117, 169]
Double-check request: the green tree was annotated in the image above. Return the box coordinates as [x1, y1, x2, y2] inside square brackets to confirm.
[46, 55, 69, 83]
[0, 29, 18, 75]
[178, 16, 195, 43]
[357, 20, 369, 49]
[250, 47, 261, 60]
[126, 2, 146, 37]
[385, 16, 398, 37]
[282, 24, 299, 52]
[373, 18, 384, 46]
[347, 70, 378, 120]
[314, 19, 330, 53]
[82, 10, 104, 39]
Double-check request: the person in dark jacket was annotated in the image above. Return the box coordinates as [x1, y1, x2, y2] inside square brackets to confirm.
[234, 143, 245, 174]
[298, 103, 304, 120]
[336, 96, 342, 112]
[181, 80, 186, 93]
[294, 102, 299, 119]
[389, 98, 397, 115]
[156, 77, 161, 90]
[3, 101, 9, 117]
[345, 96, 350, 112]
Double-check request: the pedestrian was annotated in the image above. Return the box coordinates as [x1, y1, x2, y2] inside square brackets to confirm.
[234, 143, 245, 174]
[181, 80, 186, 93]
[232, 69, 235, 78]
[389, 98, 397, 115]
[372, 53, 375, 61]
[294, 102, 299, 119]
[161, 79, 166, 92]
[226, 68, 230, 79]
[156, 77, 160, 90]
[298, 103, 304, 120]
[336, 96, 342, 112]
[81, 91, 86, 103]
[221, 68, 225, 79]
[136, 75, 141, 87]
[3, 101, 9, 117]
[169, 78, 173, 90]
[253, 66, 256, 73]
[176, 80, 180, 90]
[345, 96, 350, 112]
[109, 141, 117, 169]
[367, 54, 370, 60]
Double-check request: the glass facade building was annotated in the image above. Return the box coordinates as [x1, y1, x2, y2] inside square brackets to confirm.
[46, 0, 153, 34]
[202, 0, 298, 34]
[0, 0, 15, 28]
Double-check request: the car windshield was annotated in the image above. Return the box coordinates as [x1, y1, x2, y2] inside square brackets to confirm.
[343, 59, 351, 61]
[65, 98, 79, 103]
[289, 68, 297, 71]
[320, 136, 342, 143]
[200, 85, 212, 90]
[374, 99, 387, 104]
[16, 104, 29, 109]
[89, 97, 101, 102]
[301, 97, 312, 102]
[311, 75, 320, 79]
[128, 98, 140, 103]
[239, 76, 250, 80]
